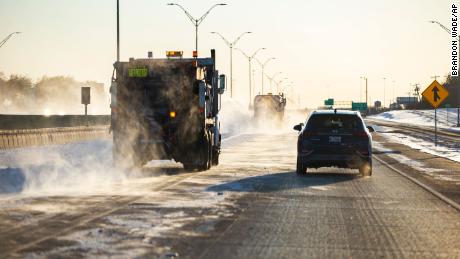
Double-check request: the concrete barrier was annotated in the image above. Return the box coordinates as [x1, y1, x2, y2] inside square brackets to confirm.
[0, 115, 111, 130]
[0, 126, 110, 150]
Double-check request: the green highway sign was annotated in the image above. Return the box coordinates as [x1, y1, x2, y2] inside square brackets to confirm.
[352, 102, 367, 111]
[324, 98, 334, 106]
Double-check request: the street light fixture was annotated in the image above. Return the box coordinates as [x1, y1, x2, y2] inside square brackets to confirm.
[167, 3, 226, 56]
[211, 31, 252, 98]
[0, 32, 21, 49]
[236, 47, 265, 105]
[275, 77, 288, 93]
[428, 20, 452, 34]
[254, 57, 276, 94]
[264, 72, 282, 93]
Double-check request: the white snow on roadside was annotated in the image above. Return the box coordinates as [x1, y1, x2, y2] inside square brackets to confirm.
[377, 132, 460, 163]
[369, 109, 460, 133]
[373, 142, 458, 182]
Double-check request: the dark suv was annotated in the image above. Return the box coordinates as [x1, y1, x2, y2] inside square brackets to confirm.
[293, 110, 374, 176]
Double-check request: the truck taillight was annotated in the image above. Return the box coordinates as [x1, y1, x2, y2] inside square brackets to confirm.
[193, 51, 198, 58]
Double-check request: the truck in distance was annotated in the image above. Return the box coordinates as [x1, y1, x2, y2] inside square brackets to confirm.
[253, 93, 287, 122]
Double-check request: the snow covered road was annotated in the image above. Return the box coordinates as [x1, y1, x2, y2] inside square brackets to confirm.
[0, 128, 459, 258]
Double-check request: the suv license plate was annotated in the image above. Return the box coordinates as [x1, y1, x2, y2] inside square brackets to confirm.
[329, 136, 341, 143]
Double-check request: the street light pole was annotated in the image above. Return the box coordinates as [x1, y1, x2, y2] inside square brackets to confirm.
[211, 31, 252, 98]
[361, 76, 369, 112]
[268, 72, 282, 93]
[275, 78, 288, 93]
[116, 0, 120, 62]
[382, 77, 387, 108]
[236, 47, 265, 106]
[429, 20, 460, 127]
[0, 32, 21, 49]
[168, 3, 226, 56]
[279, 81, 294, 93]
[254, 57, 276, 94]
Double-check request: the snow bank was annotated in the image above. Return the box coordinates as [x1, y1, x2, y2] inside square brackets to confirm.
[369, 109, 460, 133]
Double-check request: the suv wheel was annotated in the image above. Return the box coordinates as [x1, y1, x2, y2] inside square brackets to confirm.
[359, 162, 372, 177]
[296, 156, 306, 175]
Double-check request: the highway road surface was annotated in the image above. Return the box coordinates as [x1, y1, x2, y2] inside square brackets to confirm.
[0, 131, 459, 258]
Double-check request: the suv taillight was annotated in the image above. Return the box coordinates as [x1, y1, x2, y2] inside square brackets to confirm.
[302, 131, 317, 137]
[353, 131, 368, 137]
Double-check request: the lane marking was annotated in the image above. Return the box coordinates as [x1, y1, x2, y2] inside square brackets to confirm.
[373, 155, 460, 212]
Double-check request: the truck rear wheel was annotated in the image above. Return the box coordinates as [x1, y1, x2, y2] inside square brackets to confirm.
[212, 149, 219, 165]
[183, 163, 196, 171]
[197, 132, 212, 171]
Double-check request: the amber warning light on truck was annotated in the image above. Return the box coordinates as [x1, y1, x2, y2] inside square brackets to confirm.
[166, 51, 183, 58]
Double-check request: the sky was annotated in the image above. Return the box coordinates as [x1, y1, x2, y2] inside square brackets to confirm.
[0, 0, 456, 109]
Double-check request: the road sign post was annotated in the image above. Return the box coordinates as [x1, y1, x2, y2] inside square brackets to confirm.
[422, 80, 449, 147]
[435, 109, 437, 146]
[81, 87, 91, 126]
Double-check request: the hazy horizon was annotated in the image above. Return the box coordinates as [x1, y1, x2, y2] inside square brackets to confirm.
[0, 0, 455, 108]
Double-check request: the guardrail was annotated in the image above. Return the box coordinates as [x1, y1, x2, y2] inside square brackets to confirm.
[0, 126, 110, 150]
[0, 115, 110, 130]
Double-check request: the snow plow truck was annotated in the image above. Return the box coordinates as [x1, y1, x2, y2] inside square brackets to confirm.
[110, 50, 226, 170]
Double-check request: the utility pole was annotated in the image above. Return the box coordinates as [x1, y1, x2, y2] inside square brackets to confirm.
[392, 80, 396, 106]
[412, 83, 420, 102]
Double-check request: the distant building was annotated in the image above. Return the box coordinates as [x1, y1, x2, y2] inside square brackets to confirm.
[396, 97, 418, 105]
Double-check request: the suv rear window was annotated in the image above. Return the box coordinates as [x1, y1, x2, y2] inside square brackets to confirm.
[307, 114, 364, 132]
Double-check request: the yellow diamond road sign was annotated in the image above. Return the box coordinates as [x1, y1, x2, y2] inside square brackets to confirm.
[422, 80, 449, 109]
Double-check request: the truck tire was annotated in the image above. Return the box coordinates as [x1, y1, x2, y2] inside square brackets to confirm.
[212, 149, 219, 165]
[197, 133, 211, 171]
[207, 133, 212, 169]
[183, 163, 196, 171]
